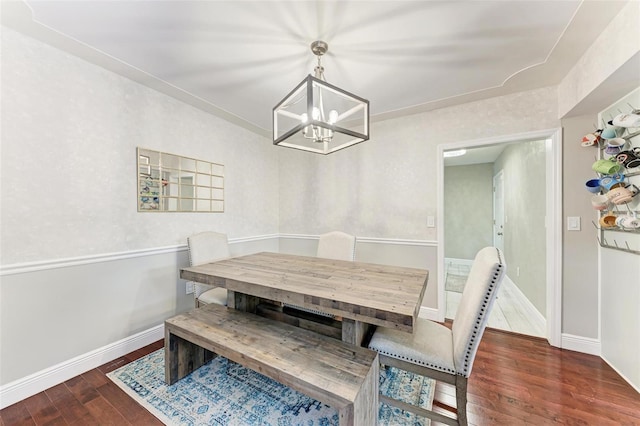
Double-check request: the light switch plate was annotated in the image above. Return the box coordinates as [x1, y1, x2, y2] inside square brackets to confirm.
[567, 216, 581, 231]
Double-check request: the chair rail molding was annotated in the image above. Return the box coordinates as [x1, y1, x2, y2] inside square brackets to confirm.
[279, 233, 438, 246]
[0, 234, 280, 276]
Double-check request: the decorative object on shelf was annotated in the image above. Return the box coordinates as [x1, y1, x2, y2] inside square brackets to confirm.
[615, 147, 640, 169]
[585, 178, 603, 193]
[273, 40, 369, 155]
[607, 184, 639, 205]
[599, 173, 626, 191]
[592, 158, 622, 175]
[612, 112, 640, 128]
[601, 126, 621, 140]
[581, 130, 602, 147]
[604, 138, 627, 155]
[616, 213, 640, 229]
[599, 211, 618, 228]
[591, 194, 609, 210]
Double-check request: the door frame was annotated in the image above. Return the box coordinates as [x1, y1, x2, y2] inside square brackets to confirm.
[492, 169, 505, 251]
[436, 128, 563, 347]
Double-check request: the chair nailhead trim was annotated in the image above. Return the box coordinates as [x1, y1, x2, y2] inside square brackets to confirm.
[372, 248, 505, 378]
[459, 247, 504, 375]
[369, 347, 456, 374]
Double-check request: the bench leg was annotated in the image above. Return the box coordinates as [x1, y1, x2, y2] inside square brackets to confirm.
[339, 352, 379, 426]
[165, 328, 216, 385]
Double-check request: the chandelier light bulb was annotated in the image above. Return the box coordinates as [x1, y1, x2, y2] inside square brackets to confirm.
[328, 110, 338, 124]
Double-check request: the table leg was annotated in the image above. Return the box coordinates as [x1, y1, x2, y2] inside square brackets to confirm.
[227, 290, 259, 313]
[341, 319, 372, 346]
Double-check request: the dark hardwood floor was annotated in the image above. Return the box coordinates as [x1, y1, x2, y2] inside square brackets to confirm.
[2, 328, 639, 425]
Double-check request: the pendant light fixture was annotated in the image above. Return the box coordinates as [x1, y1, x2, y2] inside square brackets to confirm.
[273, 40, 369, 154]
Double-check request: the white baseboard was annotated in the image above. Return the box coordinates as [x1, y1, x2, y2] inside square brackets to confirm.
[444, 257, 473, 266]
[561, 333, 601, 356]
[503, 275, 547, 329]
[600, 354, 640, 394]
[0, 324, 164, 409]
[419, 306, 439, 321]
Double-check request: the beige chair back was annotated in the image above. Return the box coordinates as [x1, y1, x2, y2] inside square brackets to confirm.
[451, 247, 506, 377]
[316, 231, 356, 261]
[187, 231, 230, 266]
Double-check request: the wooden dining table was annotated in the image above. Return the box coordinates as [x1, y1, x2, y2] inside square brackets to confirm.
[179, 251, 429, 346]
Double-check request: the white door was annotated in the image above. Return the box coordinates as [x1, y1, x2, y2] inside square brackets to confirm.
[493, 170, 505, 251]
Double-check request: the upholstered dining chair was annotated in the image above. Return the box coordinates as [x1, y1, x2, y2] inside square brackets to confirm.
[186, 231, 230, 307]
[316, 231, 356, 261]
[368, 246, 506, 426]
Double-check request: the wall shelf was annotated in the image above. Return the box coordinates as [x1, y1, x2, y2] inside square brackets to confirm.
[590, 107, 640, 255]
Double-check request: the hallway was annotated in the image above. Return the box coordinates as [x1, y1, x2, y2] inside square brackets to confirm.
[445, 263, 546, 337]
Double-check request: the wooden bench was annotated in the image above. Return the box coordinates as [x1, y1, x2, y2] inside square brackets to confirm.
[164, 303, 379, 426]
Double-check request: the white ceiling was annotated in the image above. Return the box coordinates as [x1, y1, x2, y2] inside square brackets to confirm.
[2, 1, 628, 136]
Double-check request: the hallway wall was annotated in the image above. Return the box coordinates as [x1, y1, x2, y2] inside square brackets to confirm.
[494, 140, 547, 316]
[444, 164, 494, 260]
[560, 114, 599, 339]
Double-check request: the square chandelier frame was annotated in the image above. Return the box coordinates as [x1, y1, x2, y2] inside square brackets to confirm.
[273, 74, 369, 155]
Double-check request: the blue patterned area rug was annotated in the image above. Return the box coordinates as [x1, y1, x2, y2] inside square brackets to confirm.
[107, 349, 435, 425]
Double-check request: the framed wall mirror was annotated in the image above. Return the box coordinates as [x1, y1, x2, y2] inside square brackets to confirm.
[137, 147, 224, 212]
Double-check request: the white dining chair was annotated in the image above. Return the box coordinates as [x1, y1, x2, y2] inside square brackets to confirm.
[186, 231, 230, 307]
[316, 231, 356, 261]
[368, 247, 506, 426]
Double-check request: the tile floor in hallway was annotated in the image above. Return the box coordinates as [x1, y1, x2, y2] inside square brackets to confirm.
[445, 262, 546, 338]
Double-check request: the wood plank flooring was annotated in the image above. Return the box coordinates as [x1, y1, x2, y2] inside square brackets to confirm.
[0, 340, 165, 426]
[2, 330, 639, 425]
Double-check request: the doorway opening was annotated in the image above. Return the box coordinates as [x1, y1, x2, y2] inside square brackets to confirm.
[437, 129, 562, 347]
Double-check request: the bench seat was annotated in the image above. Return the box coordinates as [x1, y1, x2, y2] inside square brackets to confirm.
[164, 303, 379, 426]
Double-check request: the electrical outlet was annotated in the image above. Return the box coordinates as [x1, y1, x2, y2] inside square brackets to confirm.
[516, 267, 520, 277]
[185, 282, 194, 294]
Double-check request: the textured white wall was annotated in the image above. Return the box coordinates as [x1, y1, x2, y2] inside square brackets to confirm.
[599, 88, 640, 391]
[278, 86, 559, 241]
[278, 86, 559, 314]
[0, 28, 279, 265]
[557, 0, 640, 117]
[0, 28, 280, 392]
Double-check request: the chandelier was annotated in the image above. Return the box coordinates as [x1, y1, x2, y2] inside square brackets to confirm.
[273, 40, 369, 154]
